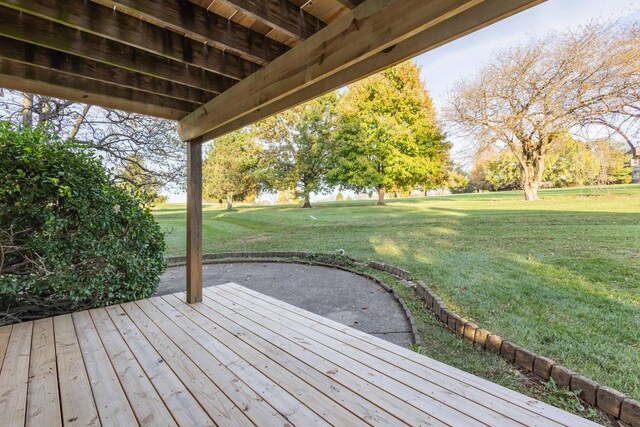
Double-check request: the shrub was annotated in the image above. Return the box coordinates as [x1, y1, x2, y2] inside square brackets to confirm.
[335, 192, 344, 201]
[0, 122, 166, 324]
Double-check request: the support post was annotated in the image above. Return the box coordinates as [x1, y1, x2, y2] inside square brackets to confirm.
[186, 138, 203, 303]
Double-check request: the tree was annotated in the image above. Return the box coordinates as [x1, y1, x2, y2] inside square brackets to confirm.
[591, 139, 633, 185]
[0, 91, 186, 190]
[328, 61, 449, 205]
[255, 93, 337, 208]
[477, 134, 632, 190]
[0, 122, 166, 323]
[203, 130, 261, 210]
[118, 153, 166, 205]
[447, 22, 640, 200]
[468, 152, 493, 192]
[446, 164, 471, 194]
[483, 154, 522, 191]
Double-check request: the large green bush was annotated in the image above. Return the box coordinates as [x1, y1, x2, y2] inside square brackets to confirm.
[0, 122, 166, 324]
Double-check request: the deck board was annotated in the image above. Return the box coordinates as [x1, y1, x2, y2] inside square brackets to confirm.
[0, 322, 32, 427]
[210, 286, 516, 426]
[72, 311, 138, 426]
[224, 282, 586, 424]
[26, 318, 61, 427]
[0, 283, 599, 427]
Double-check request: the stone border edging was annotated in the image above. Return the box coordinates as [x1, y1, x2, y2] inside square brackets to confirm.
[164, 252, 422, 347]
[164, 251, 639, 425]
[409, 281, 638, 425]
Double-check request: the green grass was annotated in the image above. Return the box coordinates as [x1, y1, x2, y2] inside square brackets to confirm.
[154, 184, 640, 411]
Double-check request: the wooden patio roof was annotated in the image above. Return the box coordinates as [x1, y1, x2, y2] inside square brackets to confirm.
[0, 0, 544, 140]
[0, 0, 545, 301]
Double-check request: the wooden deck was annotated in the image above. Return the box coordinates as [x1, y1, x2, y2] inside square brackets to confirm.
[0, 283, 598, 426]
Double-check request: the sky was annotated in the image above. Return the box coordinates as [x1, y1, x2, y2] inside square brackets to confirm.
[170, 0, 640, 202]
[414, 0, 640, 164]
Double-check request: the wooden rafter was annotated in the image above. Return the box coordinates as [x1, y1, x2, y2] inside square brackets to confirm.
[0, 7, 236, 93]
[220, 0, 325, 40]
[100, 0, 290, 65]
[195, 0, 546, 139]
[0, 37, 215, 104]
[0, 59, 196, 120]
[334, 0, 365, 8]
[0, 0, 259, 80]
[178, 0, 486, 140]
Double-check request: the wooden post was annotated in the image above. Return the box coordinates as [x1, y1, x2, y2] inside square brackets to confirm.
[186, 138, 202, 303]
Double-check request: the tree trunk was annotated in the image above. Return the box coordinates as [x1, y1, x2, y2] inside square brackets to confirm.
[377, 185, 386, 206]
[302, 192, 311, 208]
[521, 158, 544, 201]
[21, 93, 32, 128]
[226, 193, 233, 210]
[67, 105, 92, 140]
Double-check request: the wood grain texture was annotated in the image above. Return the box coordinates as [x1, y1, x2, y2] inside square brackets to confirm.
[178, 0, 485, 140]
[26, 318, 61, 427]
[0, 6, 235, 93]
[221, 0, 325, 40]
[73, 311, 138, 426]
[54, 315, 100, 426]
[335, 0, 365, 8]
[103, 304, 210, 427]
[203, 0, 546, 139]
[0, 322, 32, 427]
[0, 0, 258, 79]
[102, 0, 289, 65]
[0, 284, 599, 426]
[157, 295, 328, 427]
[91, 307, 178, 427]
[0, 60, 197, 119]
[223, 283, 591, 424]
[186, 140, 203, 303]
[0, 326, 11, 369]
[0, 37, 215, 103]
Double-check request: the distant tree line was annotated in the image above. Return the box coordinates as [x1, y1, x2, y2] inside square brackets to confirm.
[203, 61, 451, 209]
[466, 134, 632, 192]
[205, 21, 639, 207]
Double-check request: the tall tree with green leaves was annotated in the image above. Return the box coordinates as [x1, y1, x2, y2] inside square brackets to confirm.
[255, 93, 337, 208]
[327, 61, 448, 205]
[203, 130, 261, 210]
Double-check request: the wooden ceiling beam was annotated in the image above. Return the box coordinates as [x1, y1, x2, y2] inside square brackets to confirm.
[178, 0, 486, 140]
[334, 0, 365, 8]
[202, 0, 545, 140]
[0, 6, 235, 93]
[0, 0, 258, 80]
[101, 0, 289, 65]
[0, 59, 196, 120]
[219, 0, 325, 40]
[0, 37, 215, 104]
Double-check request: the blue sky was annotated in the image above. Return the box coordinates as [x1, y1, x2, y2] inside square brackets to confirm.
[414, 0, 639, 161]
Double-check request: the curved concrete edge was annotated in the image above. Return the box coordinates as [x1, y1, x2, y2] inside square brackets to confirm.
[165, 253, 422, 347]
[166, 251, 639, 424]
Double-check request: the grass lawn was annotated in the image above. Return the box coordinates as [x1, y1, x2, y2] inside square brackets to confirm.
[154, 184, 640, 412]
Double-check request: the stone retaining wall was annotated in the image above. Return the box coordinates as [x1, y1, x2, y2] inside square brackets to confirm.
[165, 251, 639, 426]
